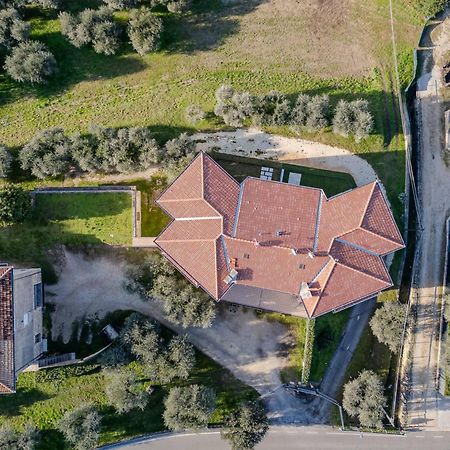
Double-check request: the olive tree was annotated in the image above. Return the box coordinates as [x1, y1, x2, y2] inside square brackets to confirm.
[0, 145, 12, 178]
[59, 7, 120, 55]
[370, 302, 406, 353]
[4, 40, 57, 84]
[253, 91, 291, 126]
[103, 0, 142, 8]
[221, 402, 268, 450]
[104, 368, 149, 413]
[305, 94, 329, 130]
[163, 385, 216, 431]
[0, 184, 31, 224]
[214, 84, 254, 127]
[128, 7, 163, 55]
[0, 8, 30, 50]
[19, 128, 72, 179]
[343, 370, 386, 429]
[185, 104, 205, 124]
[0, 423, 39, 450]
[333, 99, 373, 142]
[57, 404, 101, 450]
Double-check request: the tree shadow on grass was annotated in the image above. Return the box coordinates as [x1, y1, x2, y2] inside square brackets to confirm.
[163, 0, 270, 54]
[0, 388, 52, 418]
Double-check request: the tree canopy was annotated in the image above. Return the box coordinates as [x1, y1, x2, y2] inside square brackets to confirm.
[128, 7, 163, 56]
[221, 402, 269, 450]
[4, 40, 57, 84]
[163, 384, 216, 431]
[370, 302, 406, 353]
[0, 184, 31, 224]
[0, 8, 30, 50]
[0, 145, 12, 178]
[343, 370, 386, 429]
[57, 404, 101, 450]
[0, 423, 39, 450]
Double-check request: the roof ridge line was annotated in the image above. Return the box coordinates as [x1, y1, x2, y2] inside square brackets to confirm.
[310, 259, 336, 317]
[157, 238, 219, 243]
[357, 225, 404, 247]
[175, 216, 222, 221]
[158, 197, 205, 203]
[335, 260, 392, 285]
[334, 237, 380, 257]
[358, 181, 377, 228]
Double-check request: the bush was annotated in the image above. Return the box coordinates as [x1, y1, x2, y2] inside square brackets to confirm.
[151, 0, 191, 13]
[343, 370, 386, 429]
[0, 184, 31, 224]
[4, 40, 57, 84]
[163, 132, 196, 159]
[0, 145, 12, 178]
[253, 91, 291, 126]
[163, 385, 216, 431]
[305, 94, 329, 131]
[57, 404, 101, 450]
[128, 7, 163, 55]
[0, 423, 39, 450]
[19, 128, 72, 179]
[290, 93, 311, 128]
[104, 368, 149, 413]
[185, 104, 205, 124]
[370, 302, 406, 353]
[0, 8, 30, 50]
[103, 0, 142, 8]
[214, 85, 254, 127]
[59, 7, 120, 55]
[332, 99, 373, 142]
[221, 402, 268, 450]
[413, 0, 447, 17]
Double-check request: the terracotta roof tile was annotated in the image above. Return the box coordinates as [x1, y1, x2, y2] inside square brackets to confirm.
[338, 228, 402, 255]
[203, 154, 240, 235]
[313, 263, 392, 317]
[157, 218, 222, 242]
[156, 153, 404, 318]
[361, 183, 404, 246]
[234, 179, 321, 250]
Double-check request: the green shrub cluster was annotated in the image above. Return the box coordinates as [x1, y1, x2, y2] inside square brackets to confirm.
[301, 318, 315, 384]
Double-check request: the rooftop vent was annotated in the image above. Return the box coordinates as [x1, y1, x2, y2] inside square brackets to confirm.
[308, 251, 314, 259]
[276, 230, 284, 237]
[298, 264, 305, 270]
[291, 248, 297, 255]
[243, 253, 250, 259]
[224, 268, 239, 285]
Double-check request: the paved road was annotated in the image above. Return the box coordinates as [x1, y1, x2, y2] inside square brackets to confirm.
[100, 427, 450, 450]
[407, 13, 450, 430]
[307, 299, 375, 421]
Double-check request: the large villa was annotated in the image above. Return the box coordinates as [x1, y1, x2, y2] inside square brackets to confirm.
[155, 152, 404, 318]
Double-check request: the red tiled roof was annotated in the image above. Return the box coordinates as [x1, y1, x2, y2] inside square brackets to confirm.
[155, 152, 405, 318]
[0, 267, 15, 394]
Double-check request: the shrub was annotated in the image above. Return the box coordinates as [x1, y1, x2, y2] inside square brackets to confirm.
[0, 8, 30, 50]
[221, 402, 268, 450]
[104, 368, 149, 413]
[57, 404, 101, 450]
[165, 334, 195, 380]
[163, 385, 216, 431]
[290, 93, 311, 128]
[185, 104, 205, 124]
[0, 423, 39, 450]
[59, 7, 120, 55]
[370, 302, 406, 353]
[214, 85, 254, 127]
[253, 91, 291, 126]
[163, 132, 196, 159]
[0, 145, 12, 178]
[332, 99, 373, 142]
[103, 0, 142, 8]
[128, 7, 163, 55]
[4, 40, 57, 84]
[19, 128, 72, 179]
[305, 94, 329, 131]
[0, 184, 31, 224]
[343, 370, 386, 429]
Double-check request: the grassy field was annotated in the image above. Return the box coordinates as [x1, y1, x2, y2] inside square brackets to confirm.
[0, 192, 132, 282]
[0, 311, 257, 450]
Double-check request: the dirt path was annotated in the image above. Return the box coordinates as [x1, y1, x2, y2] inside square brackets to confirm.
[407, 13, 450, 430]
[48, 250, 315, 424]
[193, 128, 379, 186]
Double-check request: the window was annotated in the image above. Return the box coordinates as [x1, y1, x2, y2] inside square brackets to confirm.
[298, 264, 306, 270]
[34, 333, 41, 344]
[34, 283, 42, 309]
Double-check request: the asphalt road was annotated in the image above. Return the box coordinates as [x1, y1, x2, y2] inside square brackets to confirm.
[101, 427, 450, 450]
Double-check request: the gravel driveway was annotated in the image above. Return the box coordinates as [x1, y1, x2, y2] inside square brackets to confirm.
[48, 249, 313, 423]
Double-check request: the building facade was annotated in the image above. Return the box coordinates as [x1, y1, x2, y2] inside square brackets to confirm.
[0, 266, 45, 394]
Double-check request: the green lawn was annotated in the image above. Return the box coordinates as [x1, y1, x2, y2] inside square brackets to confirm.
[0, 313, 257, 450]
[211, 153, 356, 197]
[104, 175, 170, 237]
[33, 193, 133, 245]
[309, 310, 351, 382]
[0, 192, 132, 282]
